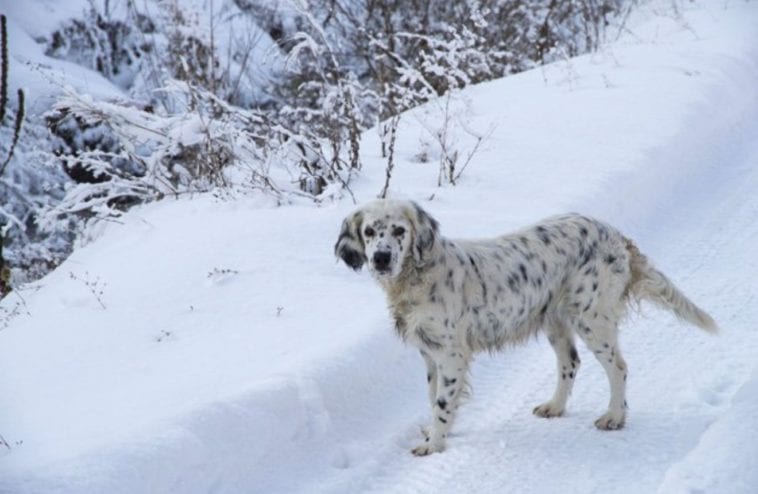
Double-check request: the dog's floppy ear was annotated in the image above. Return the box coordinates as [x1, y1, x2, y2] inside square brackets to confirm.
[409, 201, 439, 266]
[334, 209, 366, 270]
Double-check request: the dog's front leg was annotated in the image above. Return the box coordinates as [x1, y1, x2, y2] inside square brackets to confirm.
[412, 350, 468, 456]
[420, 350, 438, 408]
[418, 350, 438, 440]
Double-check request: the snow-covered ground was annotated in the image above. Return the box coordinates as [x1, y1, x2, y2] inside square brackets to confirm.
[2, 2, 758, 493]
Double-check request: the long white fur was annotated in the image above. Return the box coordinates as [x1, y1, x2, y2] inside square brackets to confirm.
[335, 199, 717, 456]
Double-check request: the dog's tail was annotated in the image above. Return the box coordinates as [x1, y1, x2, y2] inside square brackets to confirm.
[626, 239, 718, 333]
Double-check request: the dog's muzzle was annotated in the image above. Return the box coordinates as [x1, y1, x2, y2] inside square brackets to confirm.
[372, 251, 392, 273]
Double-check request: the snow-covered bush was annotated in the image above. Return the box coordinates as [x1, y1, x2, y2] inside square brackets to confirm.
[0, 15, 71, 297]
[1, 0, 636, 288]
[42, 0, 632, 208]
[45, 5, 150, 89]
[41, 82, 270, 225]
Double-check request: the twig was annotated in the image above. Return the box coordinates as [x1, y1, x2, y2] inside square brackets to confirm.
[69, 271, 107, 309]
[379, 115, 400, 198]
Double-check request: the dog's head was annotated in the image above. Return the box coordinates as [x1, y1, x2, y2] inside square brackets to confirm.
[334, 200, 439, 279]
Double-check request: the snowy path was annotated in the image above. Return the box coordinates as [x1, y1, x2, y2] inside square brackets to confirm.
[296, 40, 758, 494]
[323, 90, 758, 494]
[1, 3, 758, 493]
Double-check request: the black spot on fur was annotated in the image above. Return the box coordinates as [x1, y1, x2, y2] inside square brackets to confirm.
[437, 398, 448, 410]
[469, 255, 488, 302]
[605, 254, 617, 264]
[443, 376, 457, 386]
[438, 416, 448, 424]
[507, 274, 520, 292]
[519, 263, 528, 282]
[445, 269, 454, 289]
[578, 246, 596, 269]
[536, 226, 551, 245]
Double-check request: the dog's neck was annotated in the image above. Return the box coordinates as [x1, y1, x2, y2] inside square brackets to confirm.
[379, 241, 442, 340]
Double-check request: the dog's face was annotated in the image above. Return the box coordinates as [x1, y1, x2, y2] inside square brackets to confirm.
[335, 200, 439, 280]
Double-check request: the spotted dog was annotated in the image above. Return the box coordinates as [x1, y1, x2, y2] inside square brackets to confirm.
[334, 199, 717, 456]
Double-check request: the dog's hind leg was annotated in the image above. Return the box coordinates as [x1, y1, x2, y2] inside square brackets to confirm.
[533, 320, 581, 419]
[572, 315, 628, 430]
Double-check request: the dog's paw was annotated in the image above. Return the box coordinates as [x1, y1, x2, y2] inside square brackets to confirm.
[411, 438, 444, 456]
[594, 412, 625, 430]
[411, 434, 445, 456]
[532, 402, 565, 418]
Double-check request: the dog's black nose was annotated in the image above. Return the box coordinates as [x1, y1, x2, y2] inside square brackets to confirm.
[373, 251, 391, 271]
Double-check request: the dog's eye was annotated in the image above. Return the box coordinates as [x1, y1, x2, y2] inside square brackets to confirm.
[364, 227, 375, 238]
[393, 226, 406, 236]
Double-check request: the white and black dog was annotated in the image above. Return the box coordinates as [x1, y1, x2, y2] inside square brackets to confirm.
[335, 199, 717, 456]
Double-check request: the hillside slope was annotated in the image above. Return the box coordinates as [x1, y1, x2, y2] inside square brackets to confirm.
[2, 3, 758, 493]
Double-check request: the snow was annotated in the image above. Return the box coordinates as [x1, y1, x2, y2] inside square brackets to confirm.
[2, 0, 284, 116]
[3, 0, 127, 117]
[2, 1, 758, 493]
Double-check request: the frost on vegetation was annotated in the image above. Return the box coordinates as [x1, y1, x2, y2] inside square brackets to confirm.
[1, 0, 633, 288]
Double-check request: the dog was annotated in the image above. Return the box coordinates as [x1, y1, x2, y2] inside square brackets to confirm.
[334, 199, 717, 456]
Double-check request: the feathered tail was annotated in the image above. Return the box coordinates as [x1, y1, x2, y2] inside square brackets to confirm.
[626, 239, 718, 333]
